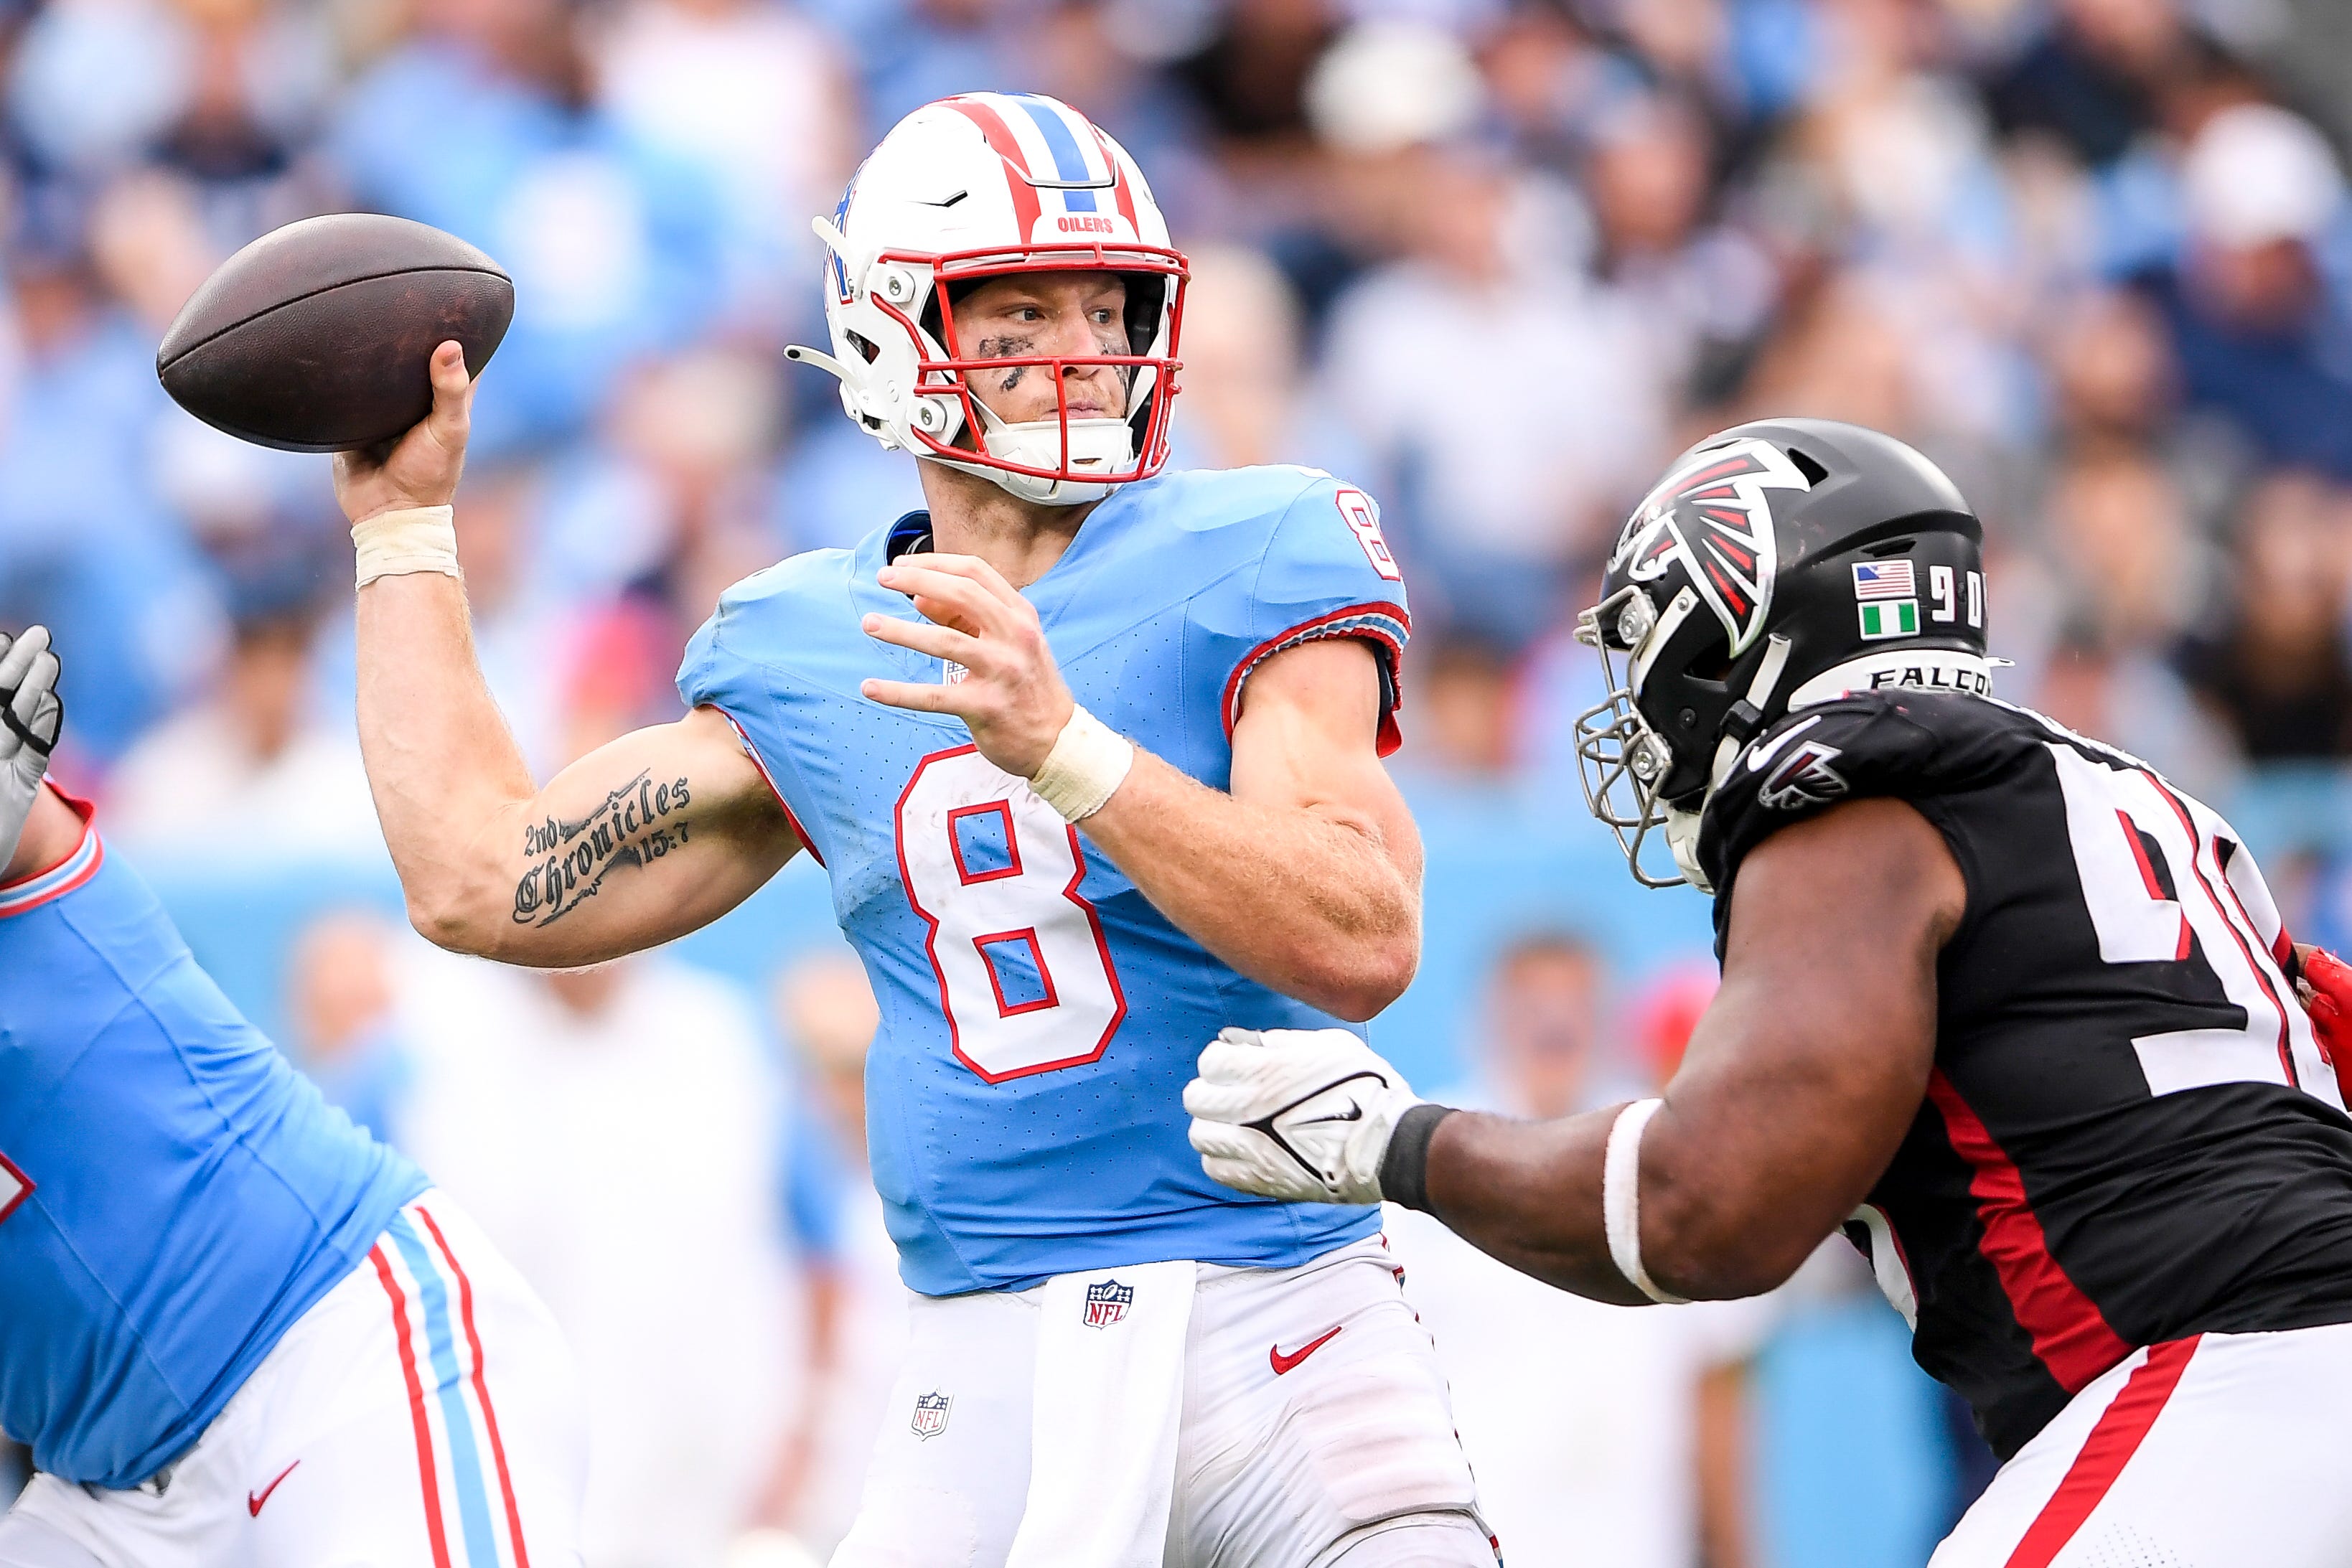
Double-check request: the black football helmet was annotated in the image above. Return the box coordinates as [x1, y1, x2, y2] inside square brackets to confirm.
[1573, 418, 1992, 889]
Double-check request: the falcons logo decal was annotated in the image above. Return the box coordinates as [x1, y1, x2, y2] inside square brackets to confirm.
[1756, 739, 1849, 810]
[1607, 438, 1814, 656]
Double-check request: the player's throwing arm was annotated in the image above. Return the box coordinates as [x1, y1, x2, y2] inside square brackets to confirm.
[334, 344, 800, 967]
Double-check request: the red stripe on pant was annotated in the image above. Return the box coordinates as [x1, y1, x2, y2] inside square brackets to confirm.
[1928, 1071, 2132, 1391]
[416, 1204, 533, 1568]
[369, 1244, 454, 1568]
[2005, 1336, 2200, 1568]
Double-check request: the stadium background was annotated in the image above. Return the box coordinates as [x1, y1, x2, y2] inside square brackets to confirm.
[8, 0, 2352, 1561]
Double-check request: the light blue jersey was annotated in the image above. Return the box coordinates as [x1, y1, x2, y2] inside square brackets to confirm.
[679, 466, 1410, 1295]
[0, 799, 428, 1486]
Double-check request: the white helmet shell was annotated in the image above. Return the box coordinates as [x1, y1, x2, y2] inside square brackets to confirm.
[787, 93, 1188, 507]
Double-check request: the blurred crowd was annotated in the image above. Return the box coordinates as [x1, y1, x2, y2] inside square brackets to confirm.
[9, 0, 2352, 880]
[7, 0, 2352, 1561]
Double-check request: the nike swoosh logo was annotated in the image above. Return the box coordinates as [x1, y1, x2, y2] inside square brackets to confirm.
[1743, 714, 1823, 773]
[1270, 1325, 1343, 1376]
[248, 1460, 299, 1517]
[1298, 1104, 1364, 1125]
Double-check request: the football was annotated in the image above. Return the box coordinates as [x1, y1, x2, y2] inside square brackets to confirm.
[156, 213, 514, 454]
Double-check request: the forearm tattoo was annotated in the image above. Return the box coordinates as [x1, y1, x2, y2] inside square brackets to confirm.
[512, 771, 692, 926]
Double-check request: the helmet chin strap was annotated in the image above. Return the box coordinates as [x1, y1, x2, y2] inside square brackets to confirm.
[961, 395, 1136, 507]
[1705, 633, 1795, 796]
[1659, 631, 1796, 896]
[1663, 805, 1713, 893]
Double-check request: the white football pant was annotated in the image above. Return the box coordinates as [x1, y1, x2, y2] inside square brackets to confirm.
[1932, 1318, 2352, 1566]
[0, 1193, 587, 1568]
[830, 1234, 1496, 1568]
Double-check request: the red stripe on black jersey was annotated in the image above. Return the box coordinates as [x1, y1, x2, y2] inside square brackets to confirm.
[1926, 1071, 2132, 1394]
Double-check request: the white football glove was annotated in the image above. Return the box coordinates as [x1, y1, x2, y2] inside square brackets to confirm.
[0, 625, 62, 870]
[1184, 1026, 1426, 1204]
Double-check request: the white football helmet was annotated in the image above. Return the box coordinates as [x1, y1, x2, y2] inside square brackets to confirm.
[787, 93, 1188, 507]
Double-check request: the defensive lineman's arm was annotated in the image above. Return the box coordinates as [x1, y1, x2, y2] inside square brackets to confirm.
[861, 556, 1421, 1022]
[1187, 798, 1962, 1303]
[337, 344, 799, 967]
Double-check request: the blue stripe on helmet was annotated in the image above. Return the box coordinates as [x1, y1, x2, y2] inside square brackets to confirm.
[388, 1212, 504, 1568]
[830, 172, 858, 300]
[1013, 97, 1097, 212]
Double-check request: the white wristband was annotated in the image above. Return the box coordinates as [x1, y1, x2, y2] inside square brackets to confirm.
[352, 505, 460, 588]
[1603, 1097, 1689, 1305]
[1028, 704, 1135, 822]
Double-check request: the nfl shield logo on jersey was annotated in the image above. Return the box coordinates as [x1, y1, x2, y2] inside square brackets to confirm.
[911, 1391, 952, 1440]
[1083, 1277, 1134, 1328]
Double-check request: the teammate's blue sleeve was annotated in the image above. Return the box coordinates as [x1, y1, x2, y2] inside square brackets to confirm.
[1231, 474, 1413, 755]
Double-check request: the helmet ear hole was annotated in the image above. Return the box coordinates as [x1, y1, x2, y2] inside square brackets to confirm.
[847, 331, 882, 365]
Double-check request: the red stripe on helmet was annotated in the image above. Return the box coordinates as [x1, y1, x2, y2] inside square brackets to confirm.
[1093, 127, 1140, 230]
[944, 96, 1042, 238]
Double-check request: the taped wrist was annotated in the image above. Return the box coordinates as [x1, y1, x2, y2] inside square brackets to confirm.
[1028, 704, 1135, 822]
[352, 505, 460, 587]
[1379, 1103, 1456, 1214]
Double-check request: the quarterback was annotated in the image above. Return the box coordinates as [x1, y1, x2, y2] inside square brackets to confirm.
[1190, 418, 2352, 1566]
[334, 95, 1489, 1567]
[0, 626, 588, 1568]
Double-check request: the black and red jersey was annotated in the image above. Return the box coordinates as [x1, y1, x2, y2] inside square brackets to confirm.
[1699, 690, 2352, 1460]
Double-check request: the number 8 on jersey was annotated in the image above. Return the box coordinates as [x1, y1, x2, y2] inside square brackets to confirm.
[896, 746, 1128, 1082]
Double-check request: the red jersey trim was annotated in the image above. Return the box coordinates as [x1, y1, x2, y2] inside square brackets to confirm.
[1927, 1069, 2134, 1394]
[1221, 602, 1412, 759]
[0, 788, 102, 919]
[703, 706, 824, 868]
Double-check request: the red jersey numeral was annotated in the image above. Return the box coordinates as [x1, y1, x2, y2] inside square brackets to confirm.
[896, 747, 1128, 1083]
[0, 1151, 31, 1227]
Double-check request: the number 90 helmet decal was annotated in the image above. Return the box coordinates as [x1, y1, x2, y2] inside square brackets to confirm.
[787, 93, 1186, 507]
[1574, 418, 1994, 890]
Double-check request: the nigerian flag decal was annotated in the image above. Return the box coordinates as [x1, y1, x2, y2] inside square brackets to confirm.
[1858, 599, 1919, 639]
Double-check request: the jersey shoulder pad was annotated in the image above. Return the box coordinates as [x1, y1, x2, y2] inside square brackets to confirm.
[1140, 464, 1340, 540]
[1697, 691, 2037, 893]
[1173, 468, 1410, 750]
[675, 546, 855, 712]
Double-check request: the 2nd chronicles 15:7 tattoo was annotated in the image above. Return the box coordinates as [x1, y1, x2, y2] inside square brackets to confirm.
[512, 771, 691, 926]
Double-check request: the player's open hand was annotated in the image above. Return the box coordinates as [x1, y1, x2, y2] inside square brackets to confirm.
[332, 339, 474, 525]
[861, 553, 1075, 779]
[1185, 1027, 1428, 1205]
